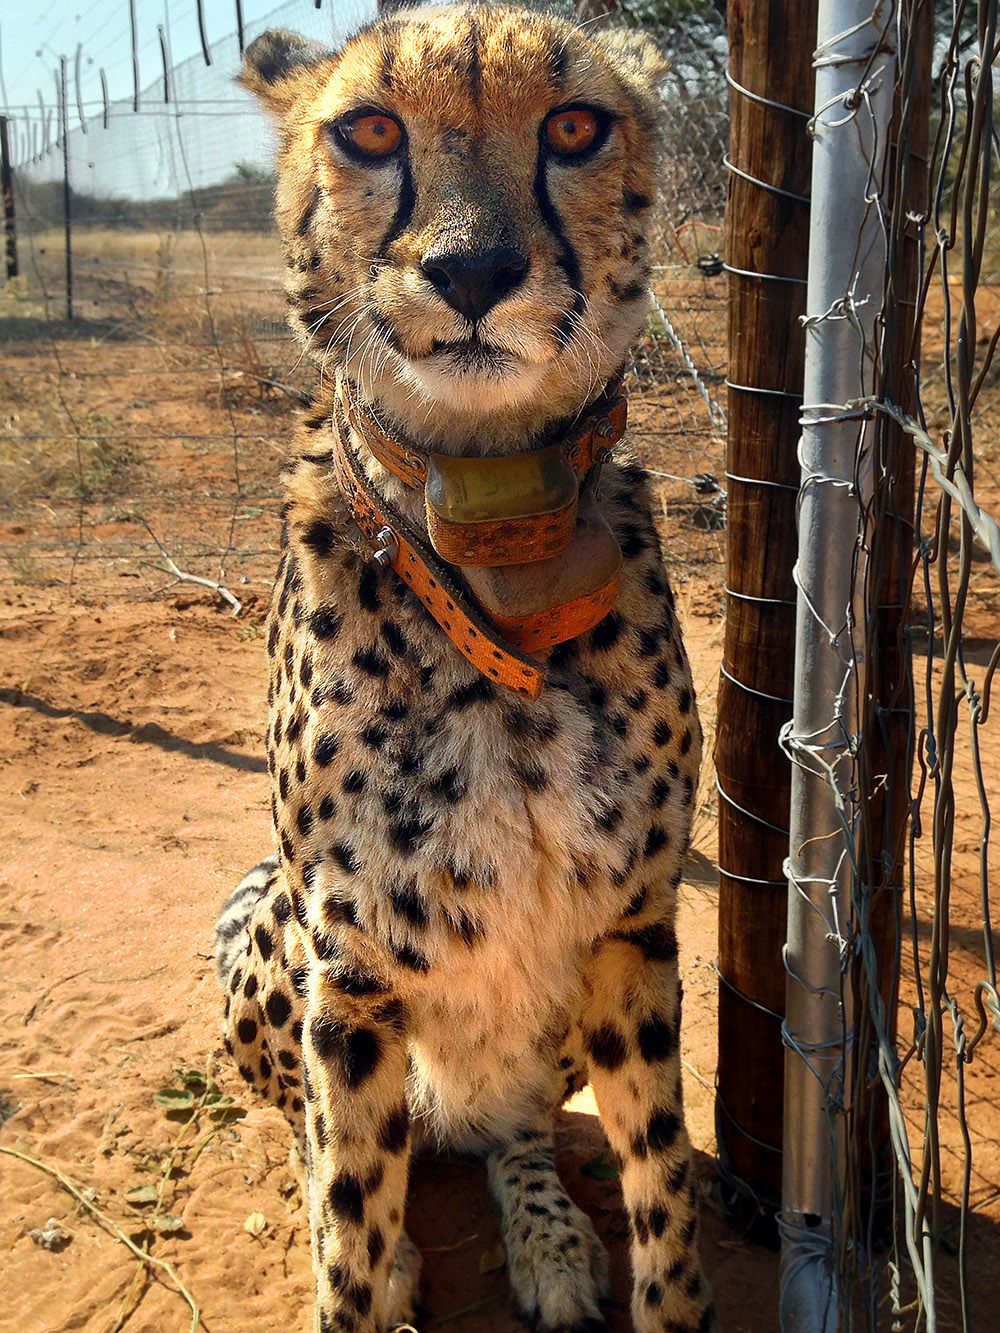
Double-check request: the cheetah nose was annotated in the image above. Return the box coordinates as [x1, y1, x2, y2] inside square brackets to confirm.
[420, 246, 529, 323]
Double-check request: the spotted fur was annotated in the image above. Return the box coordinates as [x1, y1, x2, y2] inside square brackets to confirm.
[217, 6, 716, 1331]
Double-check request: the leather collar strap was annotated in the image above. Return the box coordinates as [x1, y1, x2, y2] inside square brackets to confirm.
[344, 381, 628, 492]
[331, 419, 547, 700]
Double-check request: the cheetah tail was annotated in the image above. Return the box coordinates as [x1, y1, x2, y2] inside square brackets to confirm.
[213, 852, 281, 988]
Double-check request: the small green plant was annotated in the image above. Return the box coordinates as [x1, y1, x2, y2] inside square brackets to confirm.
[111, 1069, 246, 1329]
[153, 1066, 245, 1123]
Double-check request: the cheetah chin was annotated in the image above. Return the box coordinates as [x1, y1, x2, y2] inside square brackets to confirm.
[214, 5, 719, 1332]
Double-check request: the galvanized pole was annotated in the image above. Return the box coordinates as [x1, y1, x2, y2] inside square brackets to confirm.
[779, 2, 895, 1328]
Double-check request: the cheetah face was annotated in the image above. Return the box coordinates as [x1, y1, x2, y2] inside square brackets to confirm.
[241, 4, 665, 436]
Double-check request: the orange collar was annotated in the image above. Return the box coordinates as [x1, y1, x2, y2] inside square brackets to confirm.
[330, 381, 628, 699]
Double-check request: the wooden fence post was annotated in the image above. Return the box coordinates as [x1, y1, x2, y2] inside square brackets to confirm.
[715, 0, 816, 1233]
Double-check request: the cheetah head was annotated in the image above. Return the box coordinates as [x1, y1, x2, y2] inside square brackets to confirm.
[241, 3, 665, 446]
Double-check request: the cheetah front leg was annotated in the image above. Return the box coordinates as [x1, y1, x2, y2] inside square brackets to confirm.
[488, 1123, 610, 1333]
[302, 972, 415, 1333]
[581, 920, 717, 1333]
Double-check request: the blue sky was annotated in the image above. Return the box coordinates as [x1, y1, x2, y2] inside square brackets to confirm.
[0, 0, 375, 186]
[0, 0, 365, 119]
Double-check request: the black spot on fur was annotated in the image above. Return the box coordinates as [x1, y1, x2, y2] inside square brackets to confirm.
[254, 924, 274, 961]
[327, 1172, 365, 1225]
[389, 880, 427, 927]
[597, 804, 623, 833]
[266, 990, 293, 1028]
[331, 842, 360, 873]
[310, 1016, 382, 1088]
[591, 611, 624, 651]
[390, 807, 432, 855]
[516, 763, 548, 793]
[377, 1104, 410, 1154]
[336, 967, 385, 997]
[295, 184, 321, 234]
[446, 677, 495, 710]
[352, 646, 390, 678]
[505, 710, 558, 743]
[237, 1017, 258, 1045]
[310, 607, 342, 640]
[653, 719, 672, 746]
[644, 825, 667, 858]
[624, 886, 648, 917]
[302, 520, 336, 558]
[615, 922, 679, 962]
[358, 564, 380, 612]
[585, 1025, 628, 1071]
[638, 1013, 676, 1063]
[314, 733, 340, 766]
[646, 1109, 680, 1152]
[394, 942, 430, 972]
[367, 1226, 386, 1267]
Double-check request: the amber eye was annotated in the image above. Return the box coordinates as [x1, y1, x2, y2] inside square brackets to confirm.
[336, 110, 403, 161]
[544, 106, 601, 157]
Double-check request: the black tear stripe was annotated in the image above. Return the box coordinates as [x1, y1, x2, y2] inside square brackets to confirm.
[533, 157, 586, 349]
[465, 15, 483, 108]
[376, 160, 416, 257]
[297, 185, 321, 238]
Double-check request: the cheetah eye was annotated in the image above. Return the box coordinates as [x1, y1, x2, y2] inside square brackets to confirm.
[543, 105, 604, 159]
[334, 108, 403, 162]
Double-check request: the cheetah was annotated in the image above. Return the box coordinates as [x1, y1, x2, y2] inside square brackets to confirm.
[214, 6, 717, 1332]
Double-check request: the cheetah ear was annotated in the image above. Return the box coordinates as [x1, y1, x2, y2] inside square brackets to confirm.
[239, 28, 335, 113]
[596, 30, 669, 88]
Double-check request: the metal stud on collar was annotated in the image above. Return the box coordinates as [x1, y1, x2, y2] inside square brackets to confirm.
[372, 525, 398, 568]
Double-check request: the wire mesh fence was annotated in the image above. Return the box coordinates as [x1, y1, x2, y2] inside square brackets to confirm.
[774, 1, 1000, 1328]
[1, 0, 998, 1329]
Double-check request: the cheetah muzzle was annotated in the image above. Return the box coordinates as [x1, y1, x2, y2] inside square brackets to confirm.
[214, 5, 718, 1332]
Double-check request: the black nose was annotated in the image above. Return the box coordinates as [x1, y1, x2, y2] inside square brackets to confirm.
[420, 246, 529, 323]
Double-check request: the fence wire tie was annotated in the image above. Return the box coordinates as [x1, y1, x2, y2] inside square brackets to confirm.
[783, 863, 854, 956]
[799, 292, 873, 331]
[969, 981, 1000, 1055]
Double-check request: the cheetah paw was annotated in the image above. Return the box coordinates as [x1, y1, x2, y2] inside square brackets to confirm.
[504, 1200, 610, 1333]
[387, 1230, 423, 1328]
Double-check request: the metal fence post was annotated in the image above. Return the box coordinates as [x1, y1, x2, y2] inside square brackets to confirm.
[0, 115, 18, 282]
[779, 2, 896, 1327]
